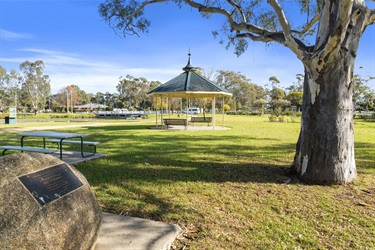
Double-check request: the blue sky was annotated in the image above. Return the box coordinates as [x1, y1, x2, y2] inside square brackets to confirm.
[0, 0, 374, 95]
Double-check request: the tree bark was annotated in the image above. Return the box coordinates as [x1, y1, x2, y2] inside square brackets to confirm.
[292, 62, 357, 184]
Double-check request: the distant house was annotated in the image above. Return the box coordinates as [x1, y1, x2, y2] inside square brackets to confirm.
[74, 104, 107, 112]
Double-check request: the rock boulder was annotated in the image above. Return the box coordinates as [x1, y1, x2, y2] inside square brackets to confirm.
[0, 153, 102, 249]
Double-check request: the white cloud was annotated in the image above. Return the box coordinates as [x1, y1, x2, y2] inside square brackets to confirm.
[0, 29, 34, 40]
[48, 67, 181, 94]
[3, 48, 183, 94]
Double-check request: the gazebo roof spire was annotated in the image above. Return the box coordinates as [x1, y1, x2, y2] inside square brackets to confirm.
[182, 49, 196, 72]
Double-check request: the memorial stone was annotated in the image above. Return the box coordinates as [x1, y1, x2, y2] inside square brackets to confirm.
[0, 153, 102, 249]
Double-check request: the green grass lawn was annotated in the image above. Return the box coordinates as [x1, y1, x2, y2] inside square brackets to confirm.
[1, 116, 374, 249]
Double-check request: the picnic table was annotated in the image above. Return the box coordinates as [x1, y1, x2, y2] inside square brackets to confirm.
[17, 131, 89, 159]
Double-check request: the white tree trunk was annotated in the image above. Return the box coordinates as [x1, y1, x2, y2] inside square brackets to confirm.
[293, 63, 357, 184]
[291, 0, 369, 184]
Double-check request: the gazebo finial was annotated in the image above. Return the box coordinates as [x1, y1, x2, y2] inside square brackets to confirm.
[183, 49, 196, 72]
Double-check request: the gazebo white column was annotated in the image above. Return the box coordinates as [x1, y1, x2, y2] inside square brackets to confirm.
[212, 96, 216, 130]
[161, 95, 164, 129]
[180, 99, 183, 117]
[167, 97, 171, 119]
[186, 98, 189, 130]
[222, 97, 225, 128]
[155, 96, 158, 128]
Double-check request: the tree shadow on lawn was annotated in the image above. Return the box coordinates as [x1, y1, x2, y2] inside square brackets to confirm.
[84, 161, 292, 185]
[74, 125, 374, 222]
[77, 127, 296, 185]
[81, 125, 374, 174]
[355, 142, 375, 173]
[100, 181, 209, 222]
[81, 124, 286, 144]
[77, 128, 295, 220]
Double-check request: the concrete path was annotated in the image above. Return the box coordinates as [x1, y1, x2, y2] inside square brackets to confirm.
[51, 151, 107, 165]
[95, 213, 181, 250]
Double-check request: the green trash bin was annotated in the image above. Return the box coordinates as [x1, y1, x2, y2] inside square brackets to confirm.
[4, 116, 9, 124]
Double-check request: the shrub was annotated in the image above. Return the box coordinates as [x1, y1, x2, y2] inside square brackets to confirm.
[269, 115, 278, 122]
[268, 115, 287, 122]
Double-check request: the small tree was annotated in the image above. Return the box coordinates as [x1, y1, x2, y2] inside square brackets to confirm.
[223, 104, 231, 112]
[215, 70, 265, 111]
[352, 74, 373, 104]
[0, 67, 7, 109]
[286, 74, 304, 93]
[19, 60, 51, 112]
[286, 92, 303, 112]
[117, 74, 151, 109]
[2, 69, 22, 108]
[270, 87, 286, 101]
[253, 99, 267, 115]
[270, 99, 291, 116]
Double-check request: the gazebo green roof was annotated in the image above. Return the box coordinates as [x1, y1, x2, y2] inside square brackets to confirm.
[147, 54, 232, 98]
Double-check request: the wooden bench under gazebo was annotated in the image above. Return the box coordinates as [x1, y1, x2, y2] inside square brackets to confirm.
[147, 53, 232, 130]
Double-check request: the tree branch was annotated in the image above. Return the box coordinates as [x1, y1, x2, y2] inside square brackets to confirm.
[100, 0, 167, 37]
[235, 32, 273, 42]
[267, 0, 304, 59]
[128, 0, 166, 20]
[183, 0, 310, 56]
[182, 2, 273, 40]
[183, 0, 236, 22]
[321, 0, 353, 57]
[366, 8, 375, 26]
[100, 0, 312, 56]
[227, 0, 247, 23]
[297, 13, 320, 37]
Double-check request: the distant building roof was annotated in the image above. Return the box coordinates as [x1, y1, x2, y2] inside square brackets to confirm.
[148, 53, 232, 98]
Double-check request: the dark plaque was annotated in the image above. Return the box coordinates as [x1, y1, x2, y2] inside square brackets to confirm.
[19, 163, 83, 206]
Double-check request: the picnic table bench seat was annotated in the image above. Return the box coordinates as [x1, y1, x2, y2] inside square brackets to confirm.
[49, 139, 100, 156]
[163, 118, 188, 129]
[0, 146, 55, 156]
[190, 116, 212, 126]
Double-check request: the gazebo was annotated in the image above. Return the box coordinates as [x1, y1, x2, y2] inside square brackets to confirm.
[147, 53, 232, 129]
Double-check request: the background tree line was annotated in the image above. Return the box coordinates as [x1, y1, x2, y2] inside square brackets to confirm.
[0, 61, 50, 113]
[1, 60, 374, 114]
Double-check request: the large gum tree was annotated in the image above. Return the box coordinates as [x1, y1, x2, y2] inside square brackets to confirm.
[99, 0, 375, 184]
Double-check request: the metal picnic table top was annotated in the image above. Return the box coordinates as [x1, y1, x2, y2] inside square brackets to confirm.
[17, 131, 87, 139]
[17, 131, 87, 159]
